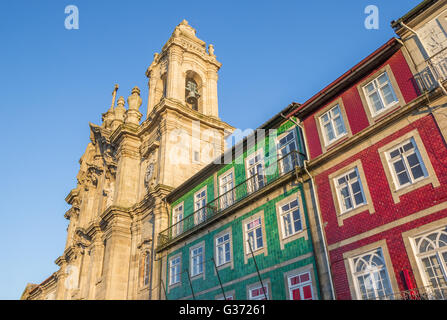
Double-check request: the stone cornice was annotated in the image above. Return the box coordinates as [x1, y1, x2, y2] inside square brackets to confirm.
[140, 98, 234, 136]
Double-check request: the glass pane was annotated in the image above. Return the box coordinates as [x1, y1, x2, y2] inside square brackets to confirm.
[410, 164, 424, 180]
[390, 149, 400, 159]
[369, 92, 384, 112]
[334, 116, 346, 136]
[381, 84, 396, 105]
[378, 73, 388, 85]
[397, 171, 410, 186]
[365, 83, 375, 93]
[354, 192, 364, 206]
[325, 123, 335, 141]
[393, 160, 405, 173]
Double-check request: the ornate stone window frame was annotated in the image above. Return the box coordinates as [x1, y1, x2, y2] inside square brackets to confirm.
[189, 240, 206, 281]
[314, 97, 352, 153]
[329, 160, 375, 226]
[377, 129, 440, 204]
[275, 191, 308, 250]
[246, 278, 271, 300]
[283, 263, 318, 300]
[343, 240, 399, 300]
[139, 249, 152, 289]
[357, 64, 406, 125]
[213, 227, 234, 271]
[402, 217, 447, 291]
[167, 253, 182, 291]
[242, 211, 268, 264]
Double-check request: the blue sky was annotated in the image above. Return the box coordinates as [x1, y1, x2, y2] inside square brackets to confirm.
[0, 0, 421, 299]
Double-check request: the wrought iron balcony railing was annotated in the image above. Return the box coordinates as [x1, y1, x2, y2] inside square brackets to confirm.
[157, 150, 306, 249]
[367, 285, 447, 300]
[415, 46, 447, 92]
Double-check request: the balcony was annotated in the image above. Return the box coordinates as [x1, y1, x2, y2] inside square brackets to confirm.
[415, 46, 447, 92]
[367, 285, 447, 300]
[157, 150, 306, 251]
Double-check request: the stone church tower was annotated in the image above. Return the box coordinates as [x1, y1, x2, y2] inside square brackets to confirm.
[21, 20, 234, 300]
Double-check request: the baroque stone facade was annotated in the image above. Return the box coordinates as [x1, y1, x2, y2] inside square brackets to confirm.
[22, 20, 233, 300]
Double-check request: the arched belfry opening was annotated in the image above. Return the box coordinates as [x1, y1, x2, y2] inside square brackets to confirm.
[154, 73, 167, 105]
[185, 71, 202, 112]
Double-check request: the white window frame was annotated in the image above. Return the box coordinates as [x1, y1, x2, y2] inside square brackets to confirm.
[194, 187, 207, 225]
[287, 271, 314, 300]
[386, 138, 428, 190]
[249, 284, 269, 300]
[412, 228, 447, 299]
[319, 104, 347, 146]
[169, 256, 181, 286]
[245, 217, 264, 253]
[276, 129, 299, 174]
[362, 71, 398, 117]
[215, 232, 231, 267]
[334, 167, 367, 214]
[219, 171, 234, 210]
[279, 198, 302, 239]
[246, 149, 265, 193]
[190, 245, 204, 277]
[172, 203, 184, 237]
[349, 248, 394, 300]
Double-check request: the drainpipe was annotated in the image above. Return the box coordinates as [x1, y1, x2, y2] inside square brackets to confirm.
[399, 22, 447, 96]
[281, 113, 336, 300]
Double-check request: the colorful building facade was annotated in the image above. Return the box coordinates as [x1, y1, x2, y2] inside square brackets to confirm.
[156, 111, 329, 300]
[287, 0, 447, 300]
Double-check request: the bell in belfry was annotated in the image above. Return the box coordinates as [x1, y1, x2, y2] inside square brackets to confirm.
[186, 80, 200, 105]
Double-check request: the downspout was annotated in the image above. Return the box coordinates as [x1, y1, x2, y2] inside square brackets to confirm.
[281, 113, 336, 300]
[399, 22, 447, 96]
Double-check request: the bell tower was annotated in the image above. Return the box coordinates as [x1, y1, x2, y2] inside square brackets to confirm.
[146, 19, 221, 118]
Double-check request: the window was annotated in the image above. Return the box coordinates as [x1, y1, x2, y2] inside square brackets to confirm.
[288, 272, 314, 300]
[246, 151, 265, 193]
[246, 217, 264, 252]
[191, 246, 204, 277]
[216, 233, 231, 266]
[363, 72, 398, 116]
[249, 285, 268, 300]
[279, 199, 302, 238]
[143, 252, 151, 286]
[386, 138, 428, 189]
[219, 171, 234, 210]
[335, 167, 367, 214]
[194, 188, 207, 225]
[319, 104, 347, 145]
[169, 256, 181, 285]
[277, 130, 299, 173]
[414, 228, 447, 299]
[172, 204, 183, 237]
[350, 248, 393, 300]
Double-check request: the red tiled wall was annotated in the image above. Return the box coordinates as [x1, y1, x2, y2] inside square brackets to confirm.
[304, 49, 420, 160]
[315, 115, 447, 299]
